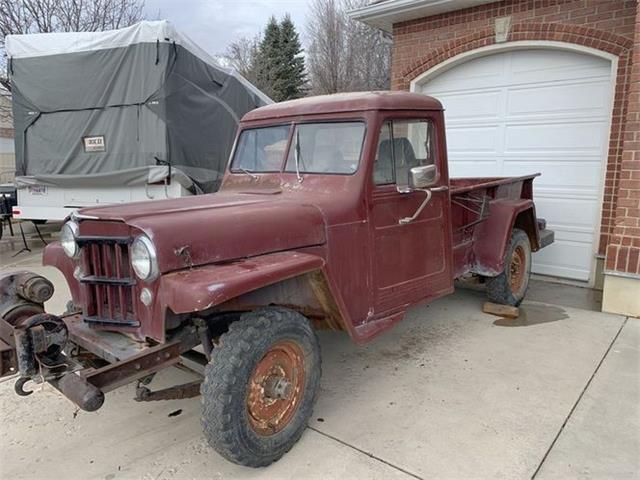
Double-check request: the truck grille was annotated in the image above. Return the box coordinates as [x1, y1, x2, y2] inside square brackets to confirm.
[78, 235, 139, 327]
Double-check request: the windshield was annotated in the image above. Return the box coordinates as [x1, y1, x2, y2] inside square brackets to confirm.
[231, 122, 366, 174]
[285, 122, 365, 174]
[231, 125, 290, 172]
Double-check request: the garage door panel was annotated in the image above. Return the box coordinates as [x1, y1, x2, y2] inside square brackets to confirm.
[501, 153, 602, 163]
[448, 162, 500, 177]
[507, 82, 611, 118]
[502, 162, 603, 190]
[538, 222, 596, 244]
[533, 235, 594, 281]
[446, 126, 501, 153]
[532, 197, 599, 238]
[425, 55, 506, 92]
[432, 91, 502, 121]
[504, 122, 606, 153]
[533, 243, 592, 280]
[510, 50, 610, 85]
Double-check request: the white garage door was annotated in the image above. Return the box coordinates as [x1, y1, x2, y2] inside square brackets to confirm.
[419, 49, 613, 281]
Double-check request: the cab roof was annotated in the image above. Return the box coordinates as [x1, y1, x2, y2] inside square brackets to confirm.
[241, 91, 443, 122]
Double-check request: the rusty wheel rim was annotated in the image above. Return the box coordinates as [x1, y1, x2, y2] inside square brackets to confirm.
[509, 245, 527, 294]
[246, 340, 305, 436]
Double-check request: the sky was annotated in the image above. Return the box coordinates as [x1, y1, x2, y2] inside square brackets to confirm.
[144, 0, 315, 58]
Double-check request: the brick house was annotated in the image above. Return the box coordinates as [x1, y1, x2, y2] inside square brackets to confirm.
[351, 0, 640, 316]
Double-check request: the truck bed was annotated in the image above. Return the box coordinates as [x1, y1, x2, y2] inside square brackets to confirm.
[449, 174, 540, 196]
[449, 173, 551, 279]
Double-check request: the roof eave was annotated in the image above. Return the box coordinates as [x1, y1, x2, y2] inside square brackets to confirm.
[348, 0, 495, 32]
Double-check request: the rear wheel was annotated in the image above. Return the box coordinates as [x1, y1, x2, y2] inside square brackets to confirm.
[201, 307, 321, 467]
[486, 228, 531, 306]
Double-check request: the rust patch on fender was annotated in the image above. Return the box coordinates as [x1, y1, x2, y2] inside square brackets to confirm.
[308, 271, 345, 332]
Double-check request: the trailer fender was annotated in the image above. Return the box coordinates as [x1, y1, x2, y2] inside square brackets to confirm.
[159, 251, 326, 314]
[471, 199, 539, 277]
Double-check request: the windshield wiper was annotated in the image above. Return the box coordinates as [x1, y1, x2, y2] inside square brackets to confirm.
[294, 130, 303, 183]
[239, 167, 258, 180]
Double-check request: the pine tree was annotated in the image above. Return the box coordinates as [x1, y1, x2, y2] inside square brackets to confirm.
[256, 15, 307, 102]
[256, 16, 281, 100]
[277, 15, 307, 100]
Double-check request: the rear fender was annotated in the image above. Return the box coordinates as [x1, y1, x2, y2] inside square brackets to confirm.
[159, 251, 326, 315]
[471, 199, 539, 277]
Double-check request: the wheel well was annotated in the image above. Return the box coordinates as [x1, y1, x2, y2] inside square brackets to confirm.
[206, 271, 347, 333]
[513, 209, 539, 251]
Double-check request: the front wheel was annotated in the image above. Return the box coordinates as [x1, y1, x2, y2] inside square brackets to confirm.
[486, 228, 532, 306]
[201, 307, 321, 467]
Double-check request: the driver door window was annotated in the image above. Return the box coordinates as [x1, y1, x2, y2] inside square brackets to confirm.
[373, 120, 435, 190]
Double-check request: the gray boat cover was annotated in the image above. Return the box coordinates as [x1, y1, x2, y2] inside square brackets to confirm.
[5, 21, 271, 193]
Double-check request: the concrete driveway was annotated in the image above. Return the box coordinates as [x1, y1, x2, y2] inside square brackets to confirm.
[1, 234, 638, 479]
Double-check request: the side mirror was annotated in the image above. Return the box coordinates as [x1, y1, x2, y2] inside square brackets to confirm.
[408, 164, 438, 190]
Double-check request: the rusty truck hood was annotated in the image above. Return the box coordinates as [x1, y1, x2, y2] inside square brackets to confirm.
[77, 192, 326, 272]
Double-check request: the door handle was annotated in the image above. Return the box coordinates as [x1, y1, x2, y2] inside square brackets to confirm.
[430, 186, 448, 192]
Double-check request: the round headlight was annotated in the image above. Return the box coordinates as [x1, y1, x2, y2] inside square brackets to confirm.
[131, 236, 159, 282]
[60, 221, 79, 258]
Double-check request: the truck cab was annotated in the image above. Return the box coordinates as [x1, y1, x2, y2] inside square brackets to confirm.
[0, 91, 553, 467]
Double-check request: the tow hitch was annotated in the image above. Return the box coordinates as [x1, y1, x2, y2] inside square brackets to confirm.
[1, 271, 200, 412]
[1, 271, 57, 379]
[13, 313, 72, 392]
[0, 271, 102, 409]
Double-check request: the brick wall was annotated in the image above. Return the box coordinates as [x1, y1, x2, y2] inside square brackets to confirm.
[606, 0, 640, 276]
[390, 0, 637, 261]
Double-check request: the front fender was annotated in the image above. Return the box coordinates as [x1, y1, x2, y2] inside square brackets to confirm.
[42, 242, 82, 305]
[159, 251, 325, 314]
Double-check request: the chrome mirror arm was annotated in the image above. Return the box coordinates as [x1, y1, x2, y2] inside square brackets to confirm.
[398, 185, 448, 224]
[399, 188, 432, 224]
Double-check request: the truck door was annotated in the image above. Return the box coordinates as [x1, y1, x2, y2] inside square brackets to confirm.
[369, 117, 453, 316]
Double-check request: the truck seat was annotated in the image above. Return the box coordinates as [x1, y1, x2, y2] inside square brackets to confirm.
[375, 138, 418, 184]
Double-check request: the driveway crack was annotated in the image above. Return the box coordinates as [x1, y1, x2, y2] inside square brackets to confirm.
[308, 426, 425, 480]
[531, 316, 630, 479]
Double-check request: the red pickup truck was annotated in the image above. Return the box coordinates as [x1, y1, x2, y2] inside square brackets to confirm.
[0, 91, 552, 467]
